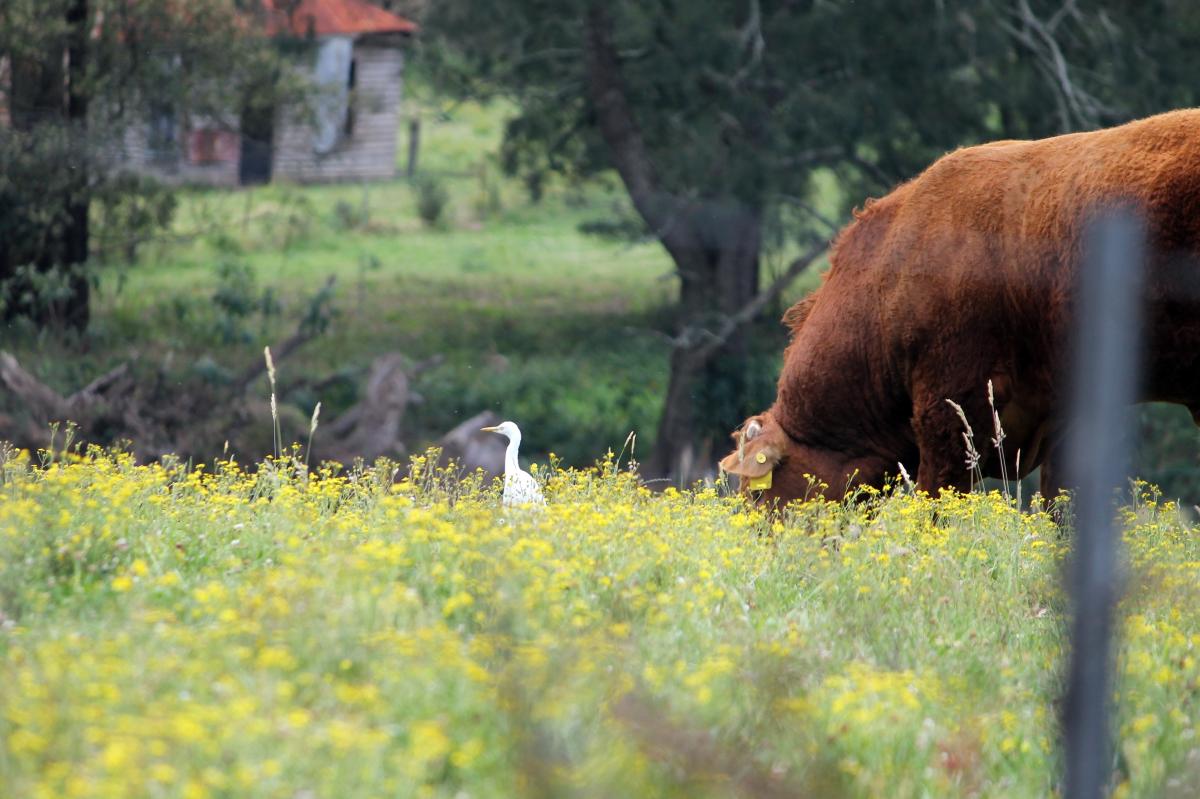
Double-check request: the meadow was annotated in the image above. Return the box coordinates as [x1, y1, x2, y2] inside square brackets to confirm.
[7, 86, 1200, 799]
[2, 445, 1200, 798]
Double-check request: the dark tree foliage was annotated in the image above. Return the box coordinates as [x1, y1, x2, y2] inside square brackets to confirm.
[422, 0, 1200, 482]
[0, 0, 307, 329]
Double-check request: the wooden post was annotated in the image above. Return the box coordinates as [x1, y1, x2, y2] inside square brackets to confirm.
[406, 118, 420, 179]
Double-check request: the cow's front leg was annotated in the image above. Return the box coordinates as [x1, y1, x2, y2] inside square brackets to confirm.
[1037, 436, 1067, 503]
[1033, 429, 1073, 527]
[912, 386, 991, 495]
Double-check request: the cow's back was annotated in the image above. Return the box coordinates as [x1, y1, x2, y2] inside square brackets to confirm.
[806, 109, 1200, 393]
[774, 109, 1200, 466]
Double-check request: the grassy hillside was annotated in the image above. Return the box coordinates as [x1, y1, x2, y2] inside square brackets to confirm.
[2, 450, 1199, 797]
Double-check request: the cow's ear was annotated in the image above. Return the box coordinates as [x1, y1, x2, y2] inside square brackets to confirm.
[720, 418, 785, 478]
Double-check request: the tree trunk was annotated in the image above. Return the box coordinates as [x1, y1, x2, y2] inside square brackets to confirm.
[649, 345, 705, 485]
[0, 0, 91, 330]
[61, 0, 91, 330]
[583, 4, 766, 484]
[645, 204, 762, 483]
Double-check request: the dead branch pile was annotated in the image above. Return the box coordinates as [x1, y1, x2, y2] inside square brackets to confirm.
[0, 344, 440, 466]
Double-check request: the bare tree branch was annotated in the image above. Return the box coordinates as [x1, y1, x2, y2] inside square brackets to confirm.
[679, 239, 829, 362]
[731, 0, 765, 86]
[1000, 0, 1114, 131]
[766, 146, 844, 169]
[848, 154, 897, 192]
[582, 4, 704, 270]
[775, 194, 842, 235]
[232, 276, 336, 395]
[0, 353, 132, 440]
[70, 363, 131, 404]
[0, 352, 72, 422]
[1047, 0, 1081, 32]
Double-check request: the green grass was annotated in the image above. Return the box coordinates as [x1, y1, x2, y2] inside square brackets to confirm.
[101, 178, 676, 363]
[5, 95, 693, 464]
[2, 450, 1199, 797]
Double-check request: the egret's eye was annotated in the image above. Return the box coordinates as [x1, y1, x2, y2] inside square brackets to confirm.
[745, 420, 762, 441]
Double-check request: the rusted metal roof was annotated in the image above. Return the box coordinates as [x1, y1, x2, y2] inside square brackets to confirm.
[262, 0, 417, 37]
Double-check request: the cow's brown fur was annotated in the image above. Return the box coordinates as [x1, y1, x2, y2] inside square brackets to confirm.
[722, 109, 1200, 506]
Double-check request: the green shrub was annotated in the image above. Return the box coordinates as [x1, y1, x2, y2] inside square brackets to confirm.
[211, 257, 280, 344]
[415, 175, 450, 227]
[332, 198, 370, 231]
[470, 161, 503, 221]
[411, 348, 665, 466]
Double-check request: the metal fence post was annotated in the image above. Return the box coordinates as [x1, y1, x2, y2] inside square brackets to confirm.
[1063, 207, 1145, 799]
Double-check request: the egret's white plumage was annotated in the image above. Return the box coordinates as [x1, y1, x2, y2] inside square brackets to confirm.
[481, 421, 545, 507]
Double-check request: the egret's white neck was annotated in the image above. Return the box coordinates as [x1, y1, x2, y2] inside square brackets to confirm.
[504, 433, 521, 475]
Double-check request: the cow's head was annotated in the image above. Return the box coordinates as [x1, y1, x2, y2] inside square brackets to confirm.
[720, 414, 786, 485]
[720, 412, 879, 507]
[719, 413, 814, 507]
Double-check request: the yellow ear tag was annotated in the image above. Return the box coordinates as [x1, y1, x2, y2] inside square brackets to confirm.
[755, 452, 767, 464]
[748, 470, 773, 491]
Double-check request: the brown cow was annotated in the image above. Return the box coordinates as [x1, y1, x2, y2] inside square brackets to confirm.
[721, 109, 1200, 506]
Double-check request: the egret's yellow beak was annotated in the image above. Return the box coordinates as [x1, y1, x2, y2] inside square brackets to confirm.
[480, 426, 500, 433]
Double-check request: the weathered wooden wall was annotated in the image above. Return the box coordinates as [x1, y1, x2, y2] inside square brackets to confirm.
[116, 116, 241, 188]
[273, 43, 403, 183]
[113, 38, 405, 187]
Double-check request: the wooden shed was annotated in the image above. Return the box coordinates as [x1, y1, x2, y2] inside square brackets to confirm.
[118, 0, 416, 186]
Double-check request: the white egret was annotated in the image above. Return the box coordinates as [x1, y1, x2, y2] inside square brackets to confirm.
[481, 421, 545, 507]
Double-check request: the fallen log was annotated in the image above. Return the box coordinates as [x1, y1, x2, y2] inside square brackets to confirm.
[1, 339, 447, 471]
[437, 410, 506, 477]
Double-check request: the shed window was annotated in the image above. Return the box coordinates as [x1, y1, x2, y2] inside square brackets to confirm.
[148, 103, 178, 164]
[190, 129, 220, 164]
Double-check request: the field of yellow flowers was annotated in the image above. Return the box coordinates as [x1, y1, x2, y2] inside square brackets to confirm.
[2, 446, 1200, 798]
